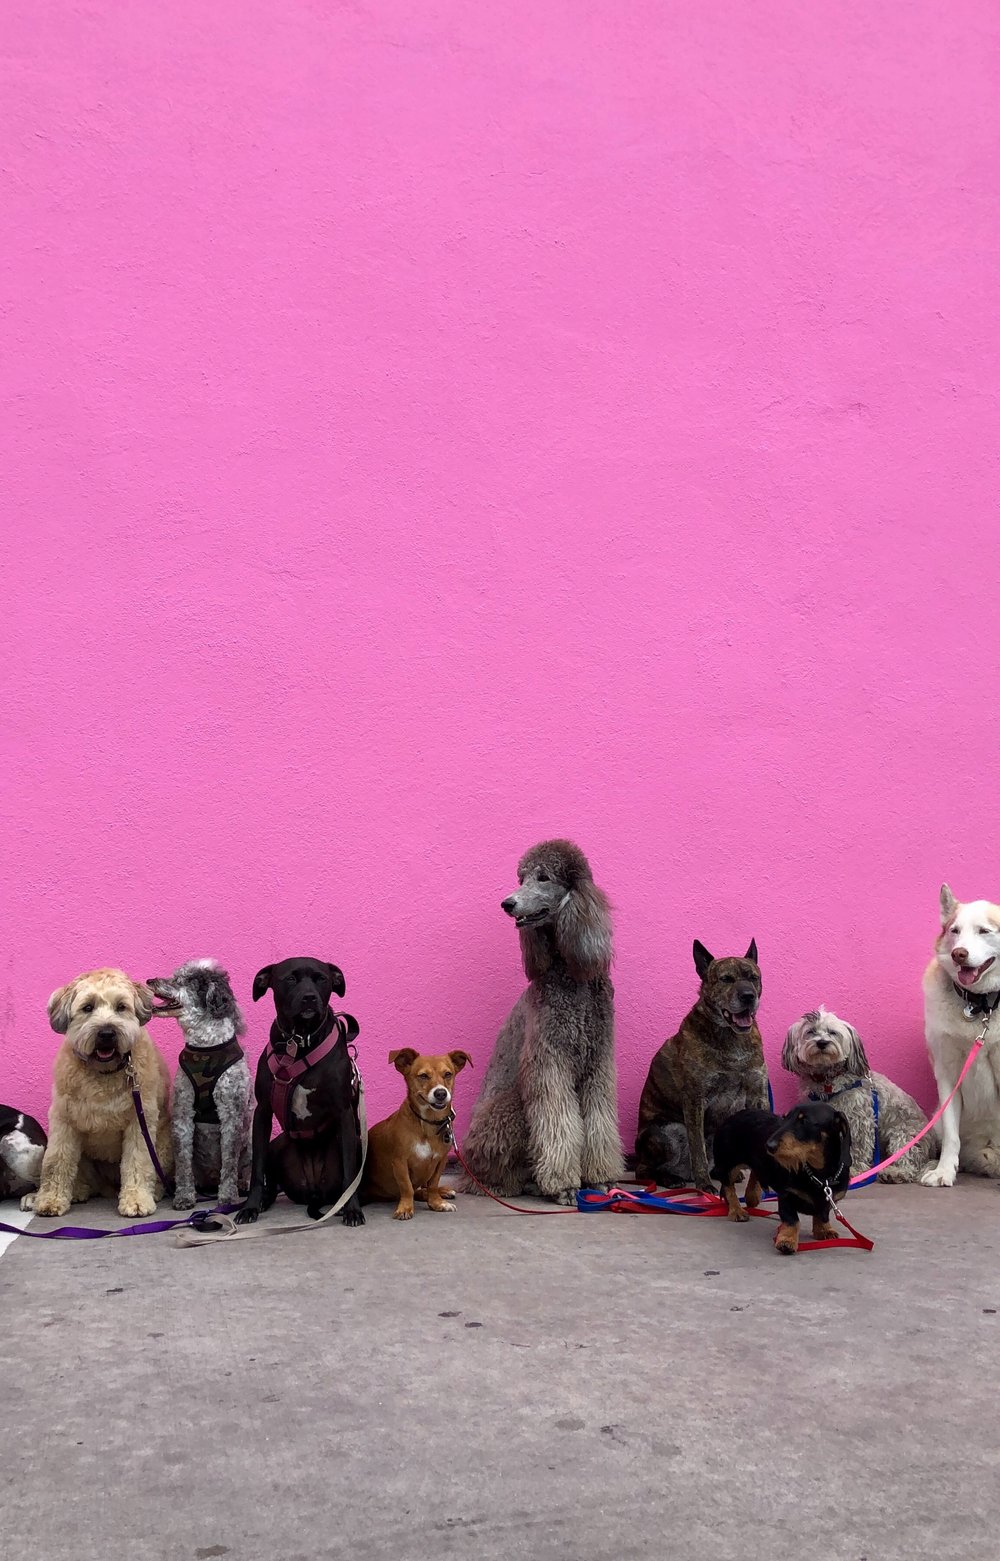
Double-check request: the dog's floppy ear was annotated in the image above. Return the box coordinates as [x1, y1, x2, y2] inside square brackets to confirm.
[448, 1050, 473, 1073]
[252, 966, 273, 1002]
[337, 1012, 360, 1045]
[325, 963, 346, 998]
[692, 941, 714, 979]
[555, 878, 612, 981]
[131, 981, 154, 1026]
[827, 1109, 852, 1182]
[47, 980, 78, 1034]
[745, 938, 758, 965]
[843, 1022, 870, 1077]
[389, 1047, 418, 1074]
[781, 1016, 806, 1076]
[940, 884, 957, 924]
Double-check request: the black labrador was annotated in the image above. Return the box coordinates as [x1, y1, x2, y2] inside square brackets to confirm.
[235, 957, 365, 1227]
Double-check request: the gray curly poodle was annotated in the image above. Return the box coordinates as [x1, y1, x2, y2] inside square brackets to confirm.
[457, 840, 626, 1204]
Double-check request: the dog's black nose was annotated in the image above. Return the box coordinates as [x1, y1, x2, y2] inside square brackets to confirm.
[96, 1026, 117, 1041]
[501, 896, 517, 915]
[431, 1087, 449, 1103]
[815, 1038, 831, 1050]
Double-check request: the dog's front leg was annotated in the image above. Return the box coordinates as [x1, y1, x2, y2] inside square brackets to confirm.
[235, 1096, 274, 1223]
[338, 1101, 366, 1227]
[579, 1055, 626, 1190]
[420, 1158, 454, 1213]
[118, 1115, 159, 1218]
[681, 1094, 713, 1193]
[523, 1048, 584, 1204]
[171, 1072, 197, 1210]
[391, 1156, 416, 1220]
[774, 1193, 801, 1255]
[921, 1058, 962, 1187]
[26, 1115, 83, 1217]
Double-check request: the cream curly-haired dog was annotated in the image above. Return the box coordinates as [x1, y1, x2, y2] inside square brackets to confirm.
[23, 968, 173, 1218]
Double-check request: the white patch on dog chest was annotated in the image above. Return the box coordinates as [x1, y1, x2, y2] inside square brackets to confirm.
[412, 1140, 433, 1161]
[1, 1129, 44, 1182]
[291, 1086, 312, 1121]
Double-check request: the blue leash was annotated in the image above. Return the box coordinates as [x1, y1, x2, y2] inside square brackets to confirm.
[806, 1079, 881, 1188]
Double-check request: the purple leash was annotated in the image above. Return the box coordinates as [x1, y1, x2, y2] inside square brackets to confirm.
[0, 1053, 235, 1242]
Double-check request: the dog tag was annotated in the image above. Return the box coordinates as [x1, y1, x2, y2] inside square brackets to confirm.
[964, 1003, 978, 1021]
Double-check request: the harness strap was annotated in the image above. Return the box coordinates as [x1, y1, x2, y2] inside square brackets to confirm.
[267, 1014, 355, 1137]
[179, 1039, 245, 1125]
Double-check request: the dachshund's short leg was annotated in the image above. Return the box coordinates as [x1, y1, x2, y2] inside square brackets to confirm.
[811, 1214, 839, 1240]
[775, 1222, 800, 1254]
[744, 1172, 762, 1210]
[722, 1180, 749, 1222]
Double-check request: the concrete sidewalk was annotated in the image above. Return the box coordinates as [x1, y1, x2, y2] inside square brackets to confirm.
[0, 1180, 996, 1561]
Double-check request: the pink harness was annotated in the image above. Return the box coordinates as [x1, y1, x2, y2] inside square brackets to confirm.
[266, 1018, 354, 1139]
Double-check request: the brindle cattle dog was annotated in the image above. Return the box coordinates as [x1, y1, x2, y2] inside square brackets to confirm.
[635, 939, 768, 1192]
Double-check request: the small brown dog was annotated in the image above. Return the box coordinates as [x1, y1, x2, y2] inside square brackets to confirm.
[363, 1049, 471, 1219]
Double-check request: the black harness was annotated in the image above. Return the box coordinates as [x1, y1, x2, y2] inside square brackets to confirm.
[178, 1038, 245, 1126]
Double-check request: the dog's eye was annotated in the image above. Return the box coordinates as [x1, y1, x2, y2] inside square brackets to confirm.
[80, 1002, 94, 1014]
[115, 1002, 129, 1014]
[537, 871, 549, 882]
[722, 974, 733, 984]
[977, 927, 989, 936]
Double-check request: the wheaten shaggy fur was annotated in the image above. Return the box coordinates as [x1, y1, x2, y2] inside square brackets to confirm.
[23, 968, 173, 1219]
[782, 1007, 937, 1183]
[457, 841, 625, 1204]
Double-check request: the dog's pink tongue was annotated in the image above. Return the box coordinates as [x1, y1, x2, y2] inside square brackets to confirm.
[958, 964, 983, 988]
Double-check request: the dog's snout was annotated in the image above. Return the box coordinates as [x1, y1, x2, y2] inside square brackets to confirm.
[500, 896, 518, 916]
[815, 1038, 832, 1051]
[952, 947, 969, 966]
[431, 1087, 449, 1104]
[96, 1026, 118, 1042]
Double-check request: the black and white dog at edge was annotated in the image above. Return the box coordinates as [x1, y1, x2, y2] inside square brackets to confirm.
[147, 960, 253, 1208]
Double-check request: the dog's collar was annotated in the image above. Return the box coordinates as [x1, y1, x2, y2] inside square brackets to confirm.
[952, 983, 1000, 1020]
[407, 1101, 455, 1144]
[272, 1010, 336, 1059]
[807, 1078, 865, 1100]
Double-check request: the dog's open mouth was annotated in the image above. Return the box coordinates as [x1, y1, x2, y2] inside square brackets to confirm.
[956, 957, 996, 989]
[726, 1011, 756, 1031]
[147, 982, 183, 1017]
[92, 1040, 120, 1062]
[514, 910, 550, 928]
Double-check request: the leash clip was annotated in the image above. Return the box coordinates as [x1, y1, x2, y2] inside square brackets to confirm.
[975, 1014, 993, 1044]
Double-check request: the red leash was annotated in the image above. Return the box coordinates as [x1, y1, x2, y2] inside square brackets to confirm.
[450, 1138, 578, 1213]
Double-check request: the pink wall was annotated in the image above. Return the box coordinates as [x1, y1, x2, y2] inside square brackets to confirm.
[3, 2, 998, 1142]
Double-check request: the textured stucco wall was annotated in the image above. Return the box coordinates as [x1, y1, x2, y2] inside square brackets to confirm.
[2, 1, 998, 1139]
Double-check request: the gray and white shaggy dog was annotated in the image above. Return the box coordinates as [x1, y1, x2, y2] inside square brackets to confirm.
[147, 960, 253, 1208]
[782, 1006, 938, 1183]
[457, 840, 626, 1204]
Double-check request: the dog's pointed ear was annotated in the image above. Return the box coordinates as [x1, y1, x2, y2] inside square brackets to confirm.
[389, 1047, 418, 1074]
[449, 1050, 473, 1073]
[940, 884, 957, 923]
[252, 966, 273, 1002]
[326, 963, 346, 998]
[132, 981, 154, 1026]
[745, 938, 758, 964]
[693, 941, 714, 979]
[47, 980, 77, 1034]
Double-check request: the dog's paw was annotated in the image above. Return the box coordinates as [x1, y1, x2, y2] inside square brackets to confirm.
[118, 1191, 156, 1218]
[342, 1206, 366, 1227]
[32, 1192, 71, 1218]
[217, 1184, 239, 1207]
[921, 1161, 957, 1188]
[694, 1179, 716, 1197]
[728, 1208, 750, 1223]
[19, 1191, 37, 1212]
[393, 1206, 414, 1221]
[551, 1186, 581, 1206]
[172, 1191, 196, 1211]
[438, 1187, 457, 1199]
[234, 1203, 260, 1225]
[878, 1165, 913, 1185]
[428, 1199, 456, 1213]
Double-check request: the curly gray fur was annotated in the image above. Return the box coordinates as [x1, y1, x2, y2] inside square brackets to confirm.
[148, 959, 253, 1208]
[457, 841, 625, 1204]
[782, 1007, 938, 1183]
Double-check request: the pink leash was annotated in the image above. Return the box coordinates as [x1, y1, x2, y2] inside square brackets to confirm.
[848, 1033, 984, 1188]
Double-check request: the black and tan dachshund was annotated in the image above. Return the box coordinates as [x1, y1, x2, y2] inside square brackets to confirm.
[711, 1101, 852, 1254]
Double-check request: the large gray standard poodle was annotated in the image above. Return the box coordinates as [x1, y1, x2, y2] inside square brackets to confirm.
[457, 839, 626, 1204]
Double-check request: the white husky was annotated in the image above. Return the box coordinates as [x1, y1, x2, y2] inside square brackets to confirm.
[921, 884, 1000, 1187]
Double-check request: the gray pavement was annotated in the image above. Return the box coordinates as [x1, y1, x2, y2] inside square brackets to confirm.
[0, 1179, 996, 1560]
